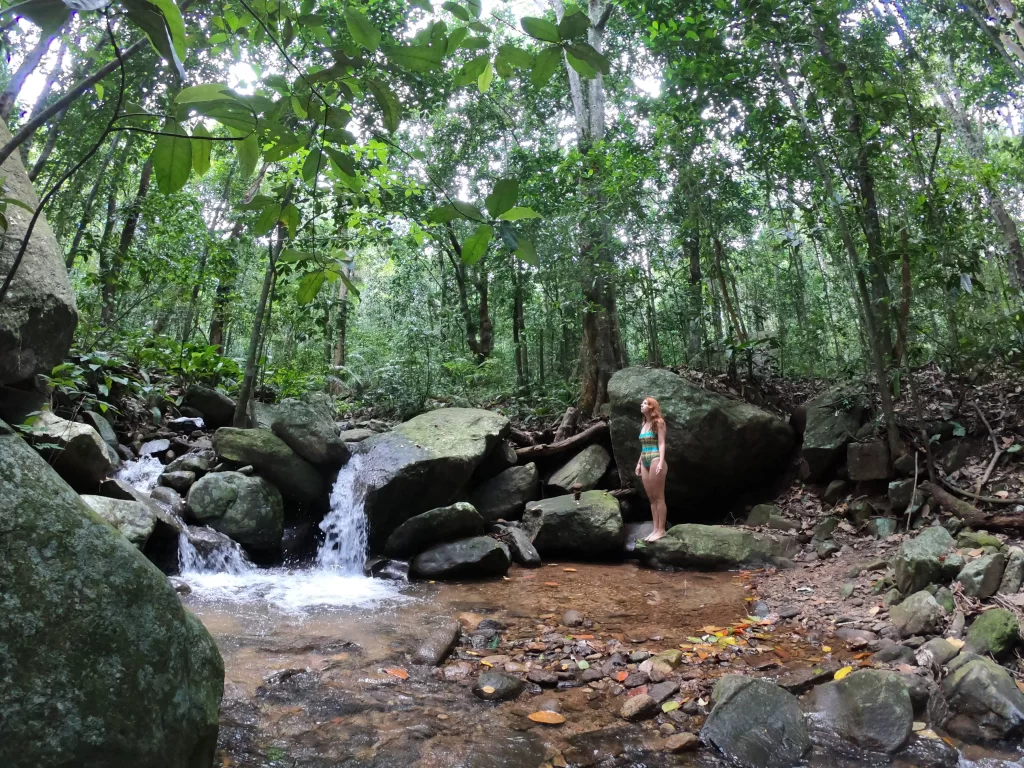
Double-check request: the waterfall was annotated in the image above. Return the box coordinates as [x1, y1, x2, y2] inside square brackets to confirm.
[316, 453, 368, 573]
[114, 454, 164, 493]
[178, 530, 253, 575]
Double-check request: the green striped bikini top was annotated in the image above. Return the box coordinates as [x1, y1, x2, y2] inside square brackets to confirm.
[639, 426, 658, 455]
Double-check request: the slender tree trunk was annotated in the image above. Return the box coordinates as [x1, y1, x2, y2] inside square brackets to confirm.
[209, 220, 243, 353]
[66, 134, 122, 268]
[182, 168, 235, 343]
[513, 258, 527, 391]
[102, 159, 151, 326]
[0, 31, 54, 121]
[333, 259, 353, 367]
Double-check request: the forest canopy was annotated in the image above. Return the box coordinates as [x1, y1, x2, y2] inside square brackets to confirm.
[2, 0, 1024, 432]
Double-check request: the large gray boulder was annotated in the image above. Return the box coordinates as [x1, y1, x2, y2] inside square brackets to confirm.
[213, 427, 323, 504]
[890, 590, 945, 638]
[894, 526, 959, 594]
[799, 388, 868, 481]
[346, 408, 510, 547]
[258, 397, 348, 467]
[81, 495, 157, 549]
[701, 676, 810, 768]
[642, 524, 799, 569]
[24, 410, 120, 491]
[804, 669, 913, 754]
[411, 536, 511, 579]
[187, 471, 284, 551]
[469, 463, 539, 521]
[521, 490, 624, 557]
[0, 420, 223, 768]
[384, 502, 484, 559]
[0, 120, 76, 388]
[608, 368, 794, 512]
[933, 653, 1024, 742]
[547, 444, 612, 494]
[956, 553, 1006, 598]
[182, 384, 236, 428]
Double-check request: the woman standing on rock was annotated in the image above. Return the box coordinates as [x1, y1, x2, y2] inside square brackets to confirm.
[635, 397, 668, 541]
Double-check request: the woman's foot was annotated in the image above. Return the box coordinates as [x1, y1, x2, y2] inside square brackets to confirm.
[647, 530, 667, 542]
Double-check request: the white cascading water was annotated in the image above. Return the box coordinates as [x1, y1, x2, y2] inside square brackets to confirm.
[316, 453, 367, 573]
[178, 531, 253, 575]
[114, 454, 164, 492]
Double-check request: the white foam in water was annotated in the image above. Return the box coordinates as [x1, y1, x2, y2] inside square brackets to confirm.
[317, 453, 368, 573]
[114, 454, 164, 493]
[178, 531, 253, 575]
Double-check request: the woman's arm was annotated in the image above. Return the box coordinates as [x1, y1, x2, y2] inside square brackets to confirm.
[656, 421, 668, 474]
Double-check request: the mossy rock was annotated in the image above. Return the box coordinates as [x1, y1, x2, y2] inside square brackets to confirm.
[642, 523, 800, 570]
[213, 427, 324, 504]
[965, 609, 1021, 659]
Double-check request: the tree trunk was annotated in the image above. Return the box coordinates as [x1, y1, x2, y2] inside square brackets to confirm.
[234, 231, 283, 427]
[66, 135, 123, 268]
[333, 258, 354, 367]
[0, 31, 54, 121]
[209, 219, 243, 353]
[102, 158, 152, 326]
[513, 258, 527, 391]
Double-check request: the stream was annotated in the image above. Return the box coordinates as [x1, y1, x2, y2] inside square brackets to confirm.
[116, 457, 1022, 768]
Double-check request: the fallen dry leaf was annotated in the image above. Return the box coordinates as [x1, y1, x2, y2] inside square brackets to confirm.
[821, 646, 832, 653]
[544, 582, 559, 587]
[528, 711, 566, 725]
[1017, 681, 1024, 695]
[616, 671, 629, 682]
[385, 667, 409, 680]
[834, 666, 853, 681]
[563, 568, 577, 573]
[481, 686, 496, 694]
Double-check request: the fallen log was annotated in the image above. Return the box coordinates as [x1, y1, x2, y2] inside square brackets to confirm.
[508, 427, 536, 447]
[925, 482, 1024, 534]
[515, 421, 608, 461]
[553, 406, 580, 443]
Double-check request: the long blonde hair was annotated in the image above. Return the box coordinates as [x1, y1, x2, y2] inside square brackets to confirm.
[643, 396, 664, 430]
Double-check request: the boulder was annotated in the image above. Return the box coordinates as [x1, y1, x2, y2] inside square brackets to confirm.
[998, 547, 1024, 594]
[469, 463, 539, 521]
[339, 428, 375, 443]
[412, 621, 462, 665]
[411, 536, 511, 579]
[182, 384, 236, 429]
[498, 524, 542, 567]
[935, 653, 1024, 741]
[746, 504, 778, 526]
[888, 478, 924, 513]
[918, 638, 961, 667]
[608, 367, 794, 512]
[956, 553, 1006, 598]
[165, 451, 214, 476]
[804, 669, 912, 754]
[620, 694, 659, 721]
[0, 420, 223, 768]
[24, 410, 119, 490]
[958, 530, 1005, 550]
[823, 479, 849, 505]
[965, 609, 1020, 658]
[81, 410, 119, 453]
[0, 120, 76, 388]
[345, 408, 509, 547]
[521, 490, 624, 557]
[799, 388, 868, 480]
[546, 444, 612, 494]
[894, 526, 958, 594]
[847, 441, 891, 481]
[642, 524, 799, 569]
[866, 517, 898, 539]
[473, 670, 524, 701]
[385, 502, 484, 559]
[187, 471, 284, 551]
[701, 676, 810, 768]
[473, 438, 518, 481]
[150, 485, 186, 517]
[159, 470, 196, 494]
[80, 495, 157, 549]
[213, 427, 323, 505]
[890, 590, 945, 638]
[260, 398, 348, 467]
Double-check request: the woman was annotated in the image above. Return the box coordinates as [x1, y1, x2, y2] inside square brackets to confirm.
[635, 396, 669, 542]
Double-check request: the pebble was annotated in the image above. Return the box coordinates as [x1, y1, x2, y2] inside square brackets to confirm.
[629, 651, 652, 663]
[620, 693, 659, 721]
[624, 672, 649, 688]
[778, 605, 801, 619]
[663, 733, 699, 753]
[562, 610, 583, 627]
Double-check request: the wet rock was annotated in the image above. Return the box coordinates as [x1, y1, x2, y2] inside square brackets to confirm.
[473, 670, 524, 701]
[835, 627, 876, 648]
[999, 547, 1024, 594]
[848, 441, 890, 481]
[701, 676, 810, 768]
[956, 553, 1006, 598]
[547, 444, 612, 494]
[339, 428, 374, 443]
[167, 416, 204, 434]
[890, 591, 945, 638]
[799, 388, 868, 481]
[823, 480, 849, 505]
[411, 536, 511, 579]
[527, 669, 559, 686]
[641, 524, 799, 569]
[957, 530, 1005, 550]
[412, 621, 461, 666]
[889, 479, 923, 514]
[620, 693, 659, 721]
[25, 411, 119, 491]
[934, 653, 1024, 741]
[182, 385, 236, 429]
[213, 427, 323, 505]
[165, 452, 213, 476]
[469, 463, 539, 522]
[150, 485, 186, 517]
[918, 638, 960, 667]
[608, 367, 794, 512]
[0, 420, 223, 768]
[899, 672, 936, 718]
[364, 556, 409, 581]
[494, 524, 541, 567]
[664, 732, 699, 753]
[521, 491, 624, 557]
[186, 471, 284, 551]
[159, 470, 196, 494]
[169, 576, 191, 594]
[965, 609, 1020, 658]
[80, 495, 157, 549]
[140, 438, 171, 457]
[872, 644, 917, 665]
[349, 408, 510, 547]
[894, 527, 958, 594]
[258, 398, 348, 468]
[81, 410, 119, 454]
[805, 669, 913, 754]
[648, 681, 680, 704]
[867, 517, 898, 539]
[385, 502, 484, 559]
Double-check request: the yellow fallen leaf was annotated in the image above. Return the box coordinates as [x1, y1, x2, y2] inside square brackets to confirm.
[662, 701, 680, 713]
[481, 685, 496, 694]
[481, 659, 493, 667]
[563, 568, 577, 572]
[821, 646, 832, 653]
[528, 711, 566, 724]
[834, 666, 853, 681]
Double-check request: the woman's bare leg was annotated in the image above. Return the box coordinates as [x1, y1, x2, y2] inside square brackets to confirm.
[648, 459, 669, 540]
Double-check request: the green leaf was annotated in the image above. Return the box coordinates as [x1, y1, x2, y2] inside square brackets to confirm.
[557, 10, 589, 40]
[576, 659, 590, 670]
[469, 20, 490, 33]
[367, 79, 401, 133]
[455, 54, 490, 87]
[521, 16, 560, 43]
[291, 95, 308, 119]
[95, 82, 104, 100]
[531, 46, 561, 87]
[478, 59, 493, 93]
[516, 238, 538, 266]
[461, 224, 493, 265]
[236, 132, 258, 178]
[485, 178, 518, 218]
[345, 7, 381, 52]
[189, 100, 257, 132]
[498, 206, 540, 221]
[466, 0, 481, 18]
[428, 201, 485, 223]
[281, 203, 300, 238]
[565, 49, 596, 78]
[122, 0, 185, 80]
[498, 221, 518, 251]
[148, 0, 188, 60]
[662, 701, 680, 713]
[302, 147, 324, 183]
[325, 146, 356, 176]
[442, 0, 468, 21]
[191, 124, 213, 176]
[462, 36, 489, 50]
[685, 29, 699, 40]
[2, 0, 71, 34]
[410, 0, 432, 10]
[253, 204, 282, 236]
[566, 42, 609, 75]
[497, 44, 533, 69]
[297, 270, 327, 304]
[279, 248, 314, 263]
[447, 26, 469, 54]
[175, 83, 235, 103]
[151, 120, 192, 194]
[386, 44, 444, 72]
